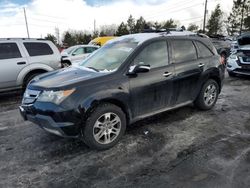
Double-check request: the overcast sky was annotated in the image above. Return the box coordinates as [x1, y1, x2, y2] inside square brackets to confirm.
[0, 0, 234, 38]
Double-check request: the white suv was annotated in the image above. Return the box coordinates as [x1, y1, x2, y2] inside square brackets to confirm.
[0, 38, 61, 92]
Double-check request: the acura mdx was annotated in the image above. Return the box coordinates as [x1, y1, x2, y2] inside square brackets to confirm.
[20, 31, 225, 150]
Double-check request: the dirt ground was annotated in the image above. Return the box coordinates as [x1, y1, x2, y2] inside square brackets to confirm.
[0, 74, 250, 188]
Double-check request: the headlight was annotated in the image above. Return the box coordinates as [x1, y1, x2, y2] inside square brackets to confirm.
[37, 89, 75, 104]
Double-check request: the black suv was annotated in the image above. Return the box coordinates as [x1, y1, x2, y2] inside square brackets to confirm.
[20, 31, 225, 150]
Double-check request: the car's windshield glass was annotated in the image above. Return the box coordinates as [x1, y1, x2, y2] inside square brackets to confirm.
[65, 46, 77, 54]
[80, 39, 138, 72]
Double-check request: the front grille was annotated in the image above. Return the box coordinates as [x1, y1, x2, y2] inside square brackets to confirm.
[22, 89, 41, 104]
[242, 57, 250, 62]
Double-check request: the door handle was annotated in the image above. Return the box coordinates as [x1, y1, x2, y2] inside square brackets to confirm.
[17, 61, 26, 65]
[163, 72, 172, 77]
[198, 63, 205, 68]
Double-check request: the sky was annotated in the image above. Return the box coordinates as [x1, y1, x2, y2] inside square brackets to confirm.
[0, 0, 234, 39]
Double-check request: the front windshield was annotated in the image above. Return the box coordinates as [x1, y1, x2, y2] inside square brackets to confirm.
[80, 39, 138, 72]
[65, 46, 77, 54]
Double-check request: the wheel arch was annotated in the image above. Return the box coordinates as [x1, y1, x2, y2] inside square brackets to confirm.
[17, 64, 53, 86]
[81, 97, 131, 125]
[198, 68, 222, 96]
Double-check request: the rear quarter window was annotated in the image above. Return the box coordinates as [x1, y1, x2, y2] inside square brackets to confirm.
[172, 40, 197, 63]
[0, 43, 22, 60]
[23, 42, 53, 56]
[196, 41, 213, 58]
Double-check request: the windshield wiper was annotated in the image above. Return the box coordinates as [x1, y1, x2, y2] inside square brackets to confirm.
[87, 66, 99, 72]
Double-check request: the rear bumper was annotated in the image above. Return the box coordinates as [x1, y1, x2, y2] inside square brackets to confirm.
[19, 104, 81, 138]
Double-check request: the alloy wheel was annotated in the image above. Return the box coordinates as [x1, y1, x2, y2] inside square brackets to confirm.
[93, 112, 121, 144]
[204, 84, 217, 106]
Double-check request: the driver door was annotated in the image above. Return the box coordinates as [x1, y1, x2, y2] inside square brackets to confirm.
[128, 40, 175, 119]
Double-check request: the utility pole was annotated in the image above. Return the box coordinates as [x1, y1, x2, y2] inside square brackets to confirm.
[203, 0, 208, 33]
[94, 19, 96, 34]
[23, 8, 30, 38]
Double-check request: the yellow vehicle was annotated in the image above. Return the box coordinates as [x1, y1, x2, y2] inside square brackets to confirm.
[88, 36, 116, 46]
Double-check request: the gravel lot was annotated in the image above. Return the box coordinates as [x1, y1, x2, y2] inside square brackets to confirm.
[0, 74, 250, 188]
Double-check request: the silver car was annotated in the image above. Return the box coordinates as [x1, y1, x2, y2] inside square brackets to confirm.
[227, 33, 250, 76]
[0, 38, 61, 92]
[61, 45, 99, 67]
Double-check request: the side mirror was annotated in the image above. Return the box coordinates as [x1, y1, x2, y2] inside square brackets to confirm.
[128, 64, 150, 75]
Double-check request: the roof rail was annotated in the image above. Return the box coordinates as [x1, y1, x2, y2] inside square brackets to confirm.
[0, 38, 46, 41]
[142, 27, 185, 33]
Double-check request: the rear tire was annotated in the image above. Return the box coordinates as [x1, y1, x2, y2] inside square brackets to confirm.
[82, 103, 126, 150]
[23, 73, 40, 89]
[195, 79, 219, 110]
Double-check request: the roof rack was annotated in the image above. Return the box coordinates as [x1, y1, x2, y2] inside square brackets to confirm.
[143, 28, 184, 33]
[0, 38, 46, 41]
[142, 28, 211, 38]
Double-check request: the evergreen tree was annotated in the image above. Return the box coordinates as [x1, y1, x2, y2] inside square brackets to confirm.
[127, 15, 136, 34]
[134, 16, 146, 33]
[244, 16, 250, 30]
[163, 19, 177, 29]
[206, 4, 223, 35]
[44, 34, 57, 45]
[228, 0, 250, 35]
[187, 24, 199, 32]
[115, 22, 129, 36]
[62, 31, 76, 46]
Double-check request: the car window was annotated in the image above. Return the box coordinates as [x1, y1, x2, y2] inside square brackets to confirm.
[24, 42, 53, 56]
[172, 40, 197, 63]
[0, 43, 22, 60]
[80, 40, 138, 71]
[133, 41, 168, 69]
[85, 47, 98, 53]
[73, 47, 85, 55]
[196, 41, 213, 58]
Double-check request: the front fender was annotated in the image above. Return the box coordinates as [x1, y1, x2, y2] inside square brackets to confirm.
[17, 63, 54, 86]
[78, 88, 131, 122]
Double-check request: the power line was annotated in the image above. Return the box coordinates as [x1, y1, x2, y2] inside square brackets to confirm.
[145, 2, 203, 20]
[32, 13, 65, 20]
[29, 17, 63, 24]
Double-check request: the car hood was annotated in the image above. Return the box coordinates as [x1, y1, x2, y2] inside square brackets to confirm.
[238, 34, 250, 48]
[29, 66, 107, 90]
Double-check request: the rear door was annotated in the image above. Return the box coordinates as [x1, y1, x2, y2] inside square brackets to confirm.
[129, 40, 175, 119]
[170, 39, 203, 104]
[0, 41, 27, 89]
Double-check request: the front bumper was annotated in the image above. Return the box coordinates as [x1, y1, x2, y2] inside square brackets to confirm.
[19, 103, 81, 138]
[227, 58, 250, 76]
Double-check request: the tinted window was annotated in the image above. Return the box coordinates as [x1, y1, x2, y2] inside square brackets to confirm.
[172, 40, 197, 63]
[196, 41, 213, 58]
[73, 47, 84, 55]
[0, 43, 21, 60]
[24, 42, 53, 56]
[133, 41, 168, 69]
[85, 47, 98, 53]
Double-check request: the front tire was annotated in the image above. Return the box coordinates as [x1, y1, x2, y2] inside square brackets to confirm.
[195, 79, 219, 110]
[82, 103, 126, 150]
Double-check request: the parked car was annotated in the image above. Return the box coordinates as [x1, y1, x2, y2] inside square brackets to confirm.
[208, 35, 231, 64]
[88, 36, 116, 46]
[0, 38, 61, 92]
[227, 32, 250, 76]
[20, 31, 225, 150]
[61, 45, 99, 67]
